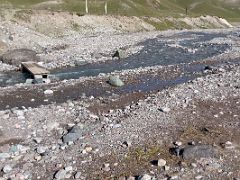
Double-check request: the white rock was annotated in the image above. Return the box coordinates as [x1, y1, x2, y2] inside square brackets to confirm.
[44, 89, 53, 95]
[158, 159, 167, 167]
[159, 107, 171, 113]
[3, 165, 12, 173]
[64, 166, 73, 172]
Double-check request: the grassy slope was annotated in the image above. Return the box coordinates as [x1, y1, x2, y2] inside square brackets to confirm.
[0, 0, 240, 21]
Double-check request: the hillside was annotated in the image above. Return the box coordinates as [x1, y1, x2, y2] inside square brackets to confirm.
[0, 0, 240, 22]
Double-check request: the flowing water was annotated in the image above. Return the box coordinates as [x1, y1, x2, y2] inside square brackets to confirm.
[0, 31, 232, 87]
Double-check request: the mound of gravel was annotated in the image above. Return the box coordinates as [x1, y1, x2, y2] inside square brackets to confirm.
[1, 49, 39, 66]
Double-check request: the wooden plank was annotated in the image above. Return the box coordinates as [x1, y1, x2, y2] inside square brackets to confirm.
[21, 61, 49, 75]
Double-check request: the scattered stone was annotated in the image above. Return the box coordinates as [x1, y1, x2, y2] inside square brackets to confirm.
[122, 141, 132, 148]
[65, 166, 73, 172]
[183, 145, 218, 160]
[159, 107, 171, 113]
[55, 169, 67, 180]
[36, 146, 48, 155]
[174, 141, 182, 146]
[108, 75, 124, 87]
[158, 159, 167, 167]
[74, 172, 81, 179]
[221, 141, 235, 149]
[102, 163, 111, 172]
[2, 165, 12, 173]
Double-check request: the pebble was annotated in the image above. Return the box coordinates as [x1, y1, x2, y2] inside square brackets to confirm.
[44, 89, 54, 95]
[158, 159, 167, 167]
[34, 155, 42, 161]
[195, 175, 203, 179]
[85, 146, 93, 152]
[159, 107, 171, 113]
[191, 163, 197, 168]
[2, 165, 12, 173]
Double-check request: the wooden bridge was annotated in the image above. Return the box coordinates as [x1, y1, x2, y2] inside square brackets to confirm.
[21, 61, 49, 79]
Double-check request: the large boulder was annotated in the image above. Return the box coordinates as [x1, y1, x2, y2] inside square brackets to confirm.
[108, 75, 124, 87]
[112, 49, 128, 59]
[182, 145, 218, 160]
[0, 49, 39, 66]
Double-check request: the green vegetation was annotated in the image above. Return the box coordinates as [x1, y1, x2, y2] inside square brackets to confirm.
[0, 0, 240, 21]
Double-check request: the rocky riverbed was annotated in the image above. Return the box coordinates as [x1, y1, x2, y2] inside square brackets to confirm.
[0, 58, 239, 179]
[0, 10, 240, 180]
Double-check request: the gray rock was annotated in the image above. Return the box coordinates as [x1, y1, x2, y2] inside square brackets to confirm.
[183, 145, 218, 160]
[62, 133, 81, 143]
[1, 49, 39, 66]
[62, 125, 83, 143]
[55, 169, 67, 180]
[108, 75, 124, 87]
[36, 146, 48, 155]
[74, 172, 81, 179]
[0, 153, 10, 160]
[2, 165, 12, 173]
[69, 125, 82, 134]
[9, 144, 28, 153]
